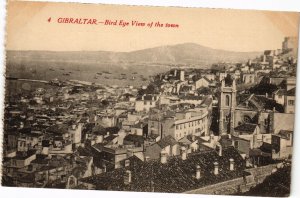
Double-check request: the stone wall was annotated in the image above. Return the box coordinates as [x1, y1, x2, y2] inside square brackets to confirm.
[184, 163, 279, 195]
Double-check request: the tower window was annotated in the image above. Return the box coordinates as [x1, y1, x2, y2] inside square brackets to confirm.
[243, 115, 251, 123]
[225, 95, 230, 106]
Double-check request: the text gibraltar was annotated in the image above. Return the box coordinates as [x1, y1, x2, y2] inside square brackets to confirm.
[57, 18, 98, 25]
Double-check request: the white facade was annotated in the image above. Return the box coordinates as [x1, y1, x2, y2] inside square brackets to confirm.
[173, 110, 209, 140]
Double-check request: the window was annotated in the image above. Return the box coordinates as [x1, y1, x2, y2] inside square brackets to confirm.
[288, 100, 294, 106]
[278, 95, 282, 99]
[225, 114, 230, 122]
[176, 125, 178, 130]
[144, 101, 147, 105]
[225, 95, 230, 106]
[243, 115, 251, 123]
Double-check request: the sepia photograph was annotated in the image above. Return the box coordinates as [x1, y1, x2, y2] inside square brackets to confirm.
[1, 0, 299, 197]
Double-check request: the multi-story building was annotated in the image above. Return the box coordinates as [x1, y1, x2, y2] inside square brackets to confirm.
[135, 94, 159, 112]
[148, 108, 209, 141]
[284, 88, 295, 114]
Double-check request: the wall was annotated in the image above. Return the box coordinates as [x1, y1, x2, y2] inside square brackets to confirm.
[184, 163, 279, 195]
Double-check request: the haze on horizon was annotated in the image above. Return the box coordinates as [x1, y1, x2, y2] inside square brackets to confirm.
[6, 1, 300, 53]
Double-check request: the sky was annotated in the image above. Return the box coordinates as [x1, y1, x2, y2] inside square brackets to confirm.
[5, 1, 300, 52]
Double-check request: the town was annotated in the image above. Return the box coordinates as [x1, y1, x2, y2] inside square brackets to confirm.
[1, 36, 297, 195]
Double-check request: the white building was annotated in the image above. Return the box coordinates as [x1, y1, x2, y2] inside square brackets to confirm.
[135, 94, 159, 112]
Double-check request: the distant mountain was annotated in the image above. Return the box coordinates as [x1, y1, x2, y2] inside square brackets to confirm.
[6, 43, 262, 66]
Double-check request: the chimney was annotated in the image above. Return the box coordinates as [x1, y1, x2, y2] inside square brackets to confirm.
[144, 156, 150, 162]
[216, 143, 222, 157]
[124, 170, 132, 185]
[20, 122, 24, 129]
[127, 149, 133, 158]
[196, 165, 201, 179]
[72, 124, 76, 130]
[181, 147, 187, 160]
[160, 151, 168, 164]
[125, 159, 130, 167]
[192, 135, 196, 142]
[214, 162, 219, 175]
[174, 69, 177, 76]
[106, 131, 110, 137]
[210, 134, 214, 144]
[245, 157, 250, 167]
[229, 158, 235, 171]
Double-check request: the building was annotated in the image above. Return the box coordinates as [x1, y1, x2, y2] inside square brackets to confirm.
[135, 94, 159, 112]
[194, 77, 212, 89]
[271, 130, 293, 159]
[282, 37, 298, 53]
[284, 88, 295, 113]
[273, 89, 286, 106]
[148, 108, 209, 141]
[218, 75, 236, 135]
[241, 73, 256, 84]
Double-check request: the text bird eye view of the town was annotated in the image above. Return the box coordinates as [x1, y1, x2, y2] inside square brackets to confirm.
[1, 1, 299, 197]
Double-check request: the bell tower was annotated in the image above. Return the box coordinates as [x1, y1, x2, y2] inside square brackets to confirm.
[219, 74, 236, 135]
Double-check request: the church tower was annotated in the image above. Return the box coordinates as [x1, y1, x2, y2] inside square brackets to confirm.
[219, 75, 236, 135]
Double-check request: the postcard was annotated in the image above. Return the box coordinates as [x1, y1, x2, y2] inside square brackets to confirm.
[1, 0, 299, 197]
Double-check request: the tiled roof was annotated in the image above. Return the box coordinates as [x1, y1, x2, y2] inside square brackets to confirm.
[234, 123, 258, 133]
[278, 130, 293, 140]
[80, 146, 246, 193]
[124, 134, 144, 144]
[157, 135, 178, 148]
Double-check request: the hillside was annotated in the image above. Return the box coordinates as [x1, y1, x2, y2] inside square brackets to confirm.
[6, 43, 261, 66]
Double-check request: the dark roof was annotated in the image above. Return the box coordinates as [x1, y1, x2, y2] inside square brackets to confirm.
[286, 87, 296, 96]
[259, 142, 273, 154]
[200, 97, 213, 107]
[42, 140, 50, 147]
[143, 94, 156, 101]
[119, 155, 144, 168]
[249, 148, 271, 157]
[234, 123, 258, 134]
[14, 150, 37, 160]
[278, 130, 293, 140]
[93, 127, 120, 136]
[273, 89, 286, 96]
[219, 135, 233, 148]
[80, 146, 246, 193]
[157, 135, 178, 148]
[17, 173, 35, 183]
[178, 95, 202, 100]
[31, 154, 49, 164]
[124, 134, 144, 144]
[46, 124, 69, 134]
[104, 135, 117, 142]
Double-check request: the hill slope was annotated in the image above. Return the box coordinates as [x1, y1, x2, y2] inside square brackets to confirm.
[6, 43, 261, 66]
